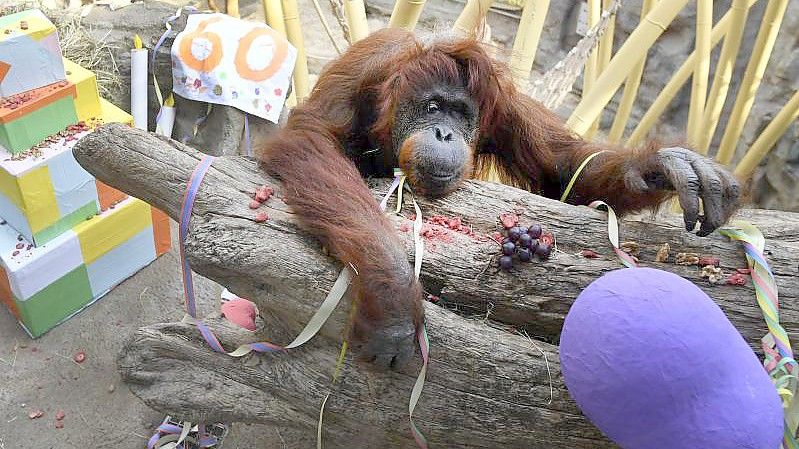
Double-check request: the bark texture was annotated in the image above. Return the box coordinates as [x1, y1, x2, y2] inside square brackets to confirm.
[73, 123, 799, 448]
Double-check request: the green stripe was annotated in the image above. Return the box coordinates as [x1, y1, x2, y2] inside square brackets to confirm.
[14, 265, 92, 337]
[32, 201, 98, 246]
[0, 96, 77, 153]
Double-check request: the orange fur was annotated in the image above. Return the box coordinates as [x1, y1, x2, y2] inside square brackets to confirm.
[259, 28, 680, 346]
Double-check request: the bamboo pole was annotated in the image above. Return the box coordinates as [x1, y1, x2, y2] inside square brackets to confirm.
[716, 0, 788, 165]
[686, 0, 712, 146]
[607, 0, 656, 143]
[389, 0, 428, 30]
[261, 0, 297, 107]
[581, 0, 601, 139]
[508, 0, 551, 88]
[263, 0, 287, 34]
[697, 0, 750, 153]
[227, 0, 240, 17]
[453, 0, 494, 37]
[343, 0, 370, 43]
[596, 0, 616, 72]
[567, 0, 690, 136]
[626, 6, 742, 147]
[282, 0, 310, 102]
[734, 89, 799, 178]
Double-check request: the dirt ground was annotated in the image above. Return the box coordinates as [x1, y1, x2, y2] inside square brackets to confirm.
[0, 221, 312, 448]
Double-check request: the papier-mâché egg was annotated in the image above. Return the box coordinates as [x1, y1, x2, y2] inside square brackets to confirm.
[560, 267, 783, 449]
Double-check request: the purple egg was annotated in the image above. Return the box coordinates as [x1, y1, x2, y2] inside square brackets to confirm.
[560, 268, 783, 449]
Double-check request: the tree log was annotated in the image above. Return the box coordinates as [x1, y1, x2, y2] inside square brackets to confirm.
[74, 124, 799, 448]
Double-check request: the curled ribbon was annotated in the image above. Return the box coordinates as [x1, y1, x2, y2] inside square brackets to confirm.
[178, 157, 430, 448]
[720, 222, 799, 448]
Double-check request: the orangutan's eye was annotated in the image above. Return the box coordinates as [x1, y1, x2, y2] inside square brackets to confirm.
[426, 100, 440, 114]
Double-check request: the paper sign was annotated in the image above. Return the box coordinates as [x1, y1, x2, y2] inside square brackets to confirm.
[171, 13, 296, 124]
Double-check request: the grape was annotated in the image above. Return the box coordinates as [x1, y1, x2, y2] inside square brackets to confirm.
[518, 233, 532, 248]
[502, 241, 515, 256]
[535, 242, 551, 260]
[499, 255, 513, 270]
[529, 239, 539, 253]
[508, 227, 521, 241]
[502, 237, 512, 245]
[528, 223, 542, 239]
[518, 248, 532, 262]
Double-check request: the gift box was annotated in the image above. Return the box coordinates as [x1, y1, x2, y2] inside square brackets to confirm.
[0, 80, 78, 153]
[0, 101, 134, 246]
[63, 58, 102, 123]
[99, 97, 134, 126]
[0, 197, 171, 337]
[0, 9, 66, 97]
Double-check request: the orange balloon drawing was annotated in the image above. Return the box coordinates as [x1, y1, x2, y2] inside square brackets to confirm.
[234, 27, 288, 82]
[178, 17, 224, 72]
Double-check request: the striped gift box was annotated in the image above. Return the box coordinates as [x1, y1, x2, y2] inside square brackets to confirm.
[0, 196, 171, 337]
[63, 57, 102, 123]
[0, 10, 67, 98]
[0, 80, 78, 154]
[0, 100, 133, 246]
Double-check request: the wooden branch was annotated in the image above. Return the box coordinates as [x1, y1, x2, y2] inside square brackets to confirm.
[74, 124, 799, 448]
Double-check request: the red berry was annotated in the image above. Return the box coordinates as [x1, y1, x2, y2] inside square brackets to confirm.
[499, 212, 518, 229]
[248, 200, 261, 209]
[581, 249, 600, 259]
[254, 212, 269, 223]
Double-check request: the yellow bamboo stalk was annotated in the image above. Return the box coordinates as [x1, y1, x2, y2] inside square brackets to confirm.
[627, 6, 743, 147]
[716, 0, 789, 165]
[282, 0, 310, 101]
[567, 0, 690, 136]
[596, 0, 616, 70]
[453, 0, 494, 37]
[344, 0, 370, 43]
[734, 89, 799, 178]
[389, 0, 428, 30]
[697, 0, 750, 153]
[262, 0, 287, 34]
[261, 0, 296, 107]
[607, 0, 656, 143]
[227, 0, 240, 17]
[581, 0, 601, 139]
[686, 0, 712, 146]
[508, 0, 551, 88]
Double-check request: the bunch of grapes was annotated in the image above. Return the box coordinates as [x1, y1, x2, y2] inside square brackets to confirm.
[498, 222, 551, 270]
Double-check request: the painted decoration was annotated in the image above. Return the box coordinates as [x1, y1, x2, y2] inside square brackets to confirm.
[0, 197, 171, 337]
[0, 80, 77, 153]
[171, 13, 296, 124]
[0, 9, 66, 97]
[560, 267, 783, 449]
[0, 100, 132, 246]
[63, 57, 102, 122]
